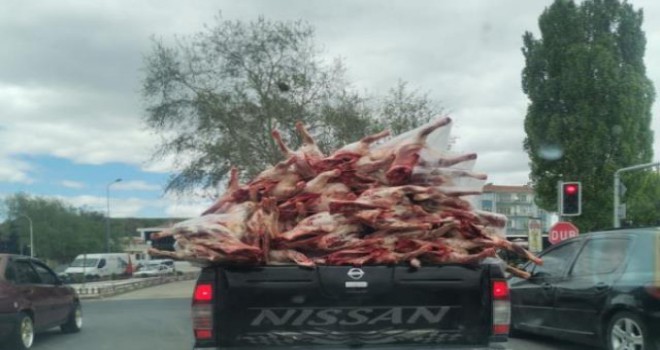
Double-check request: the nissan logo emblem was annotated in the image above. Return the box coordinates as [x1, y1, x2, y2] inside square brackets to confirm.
[347, 268, 365, 280]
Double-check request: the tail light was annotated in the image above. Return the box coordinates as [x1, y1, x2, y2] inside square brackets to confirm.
[192, 283, 213, 340]
[645, 283, 660, 299]
[492, 280, 510, 336]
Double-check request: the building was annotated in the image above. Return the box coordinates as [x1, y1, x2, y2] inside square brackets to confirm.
[129, 227, 176, 260]
[476, 184, 554, 237]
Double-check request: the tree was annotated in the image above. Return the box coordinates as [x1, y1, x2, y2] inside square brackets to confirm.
[143, 16, 374, 193]
[522, 0, 655, 231]
[0, 193, 107, 263]
[142, 15, 441, 194]
[378, 80, 441, 136]
[622, 171, 660, 227]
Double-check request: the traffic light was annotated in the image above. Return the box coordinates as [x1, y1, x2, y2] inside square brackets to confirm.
[560, 182, 582, 216]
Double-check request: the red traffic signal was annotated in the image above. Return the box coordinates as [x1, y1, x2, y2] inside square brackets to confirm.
[560, 182, 581, 216]
[564, 184, 578, 195]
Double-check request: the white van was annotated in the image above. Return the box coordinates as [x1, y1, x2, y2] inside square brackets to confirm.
[64, 253, 131, 280]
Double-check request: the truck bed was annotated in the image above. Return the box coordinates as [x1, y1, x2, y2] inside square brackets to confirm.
[193, 263, 508, 349]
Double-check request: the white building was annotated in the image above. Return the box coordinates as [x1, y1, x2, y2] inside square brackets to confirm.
[476, 184, 554, 237]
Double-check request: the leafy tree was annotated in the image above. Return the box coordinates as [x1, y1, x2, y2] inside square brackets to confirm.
[0, 193, 187, 263]
[1, 193, 107, 263]
[522, 0, 655, 231]
[378, 80, 441, 136]
[622, 171, 660, 227]
[142, 15, 440, 194]
[142, 16, 371, 192]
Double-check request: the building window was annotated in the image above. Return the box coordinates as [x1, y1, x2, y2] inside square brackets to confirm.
[497, 207, 512, 215]
[481, 200, 493, 212]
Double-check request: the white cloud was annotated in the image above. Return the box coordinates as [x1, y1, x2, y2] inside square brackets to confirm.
[0, 156, 33, 184]
[54, 195, 146, 218]
[48, 190, 213, 219]
[60, 180, 86, 189]
[164, 202, 209, 218]
[161, 191, 214, 218]
[113, 180, 161, 191]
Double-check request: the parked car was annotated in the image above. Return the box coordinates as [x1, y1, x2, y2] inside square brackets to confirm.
[509, 228, 660, 350]
[134, 261, 175, 278]
[148, 259, 176, 272]
[0, 254, 82, 349]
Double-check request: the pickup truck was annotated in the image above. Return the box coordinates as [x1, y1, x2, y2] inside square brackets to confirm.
[190, 262, 510, 350]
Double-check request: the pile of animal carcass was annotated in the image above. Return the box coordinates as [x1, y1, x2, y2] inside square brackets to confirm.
[150, 117, 541, 278]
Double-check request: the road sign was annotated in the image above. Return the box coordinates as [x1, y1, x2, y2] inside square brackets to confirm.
[618, 204, 627, 219]
[527, 219, 543, 252]
[548, 222, 579, 245]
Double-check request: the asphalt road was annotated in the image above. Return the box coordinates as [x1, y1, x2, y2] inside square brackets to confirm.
[25, 280, 595, 350]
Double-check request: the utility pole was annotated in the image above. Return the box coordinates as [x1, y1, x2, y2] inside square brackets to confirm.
[19, 215, 33, 257]
[614, 162, 660, 228]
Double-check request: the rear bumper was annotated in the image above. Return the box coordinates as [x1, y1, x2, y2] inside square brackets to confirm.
[0, 312, 18, 339]
[193, 343, 510, 350]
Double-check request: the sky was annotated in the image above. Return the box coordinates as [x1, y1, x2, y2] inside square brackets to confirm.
[1, 0, 660, 218]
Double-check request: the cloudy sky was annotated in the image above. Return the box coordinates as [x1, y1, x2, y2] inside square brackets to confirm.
[1, 0, 659, 218]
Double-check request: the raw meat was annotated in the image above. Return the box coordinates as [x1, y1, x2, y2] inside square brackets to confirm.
[149, 117, 543, 277]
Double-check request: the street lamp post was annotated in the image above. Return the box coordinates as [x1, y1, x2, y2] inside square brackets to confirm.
[106, 178, 122, 253]
[20, 214, 34, 257]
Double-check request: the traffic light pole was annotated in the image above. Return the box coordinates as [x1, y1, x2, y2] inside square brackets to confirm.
[557, 180, 563, 222]
[613, 162, 660, 228]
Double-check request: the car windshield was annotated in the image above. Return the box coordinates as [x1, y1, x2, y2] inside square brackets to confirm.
[70, 259, 99, 268]
[1, 1, 660, 350]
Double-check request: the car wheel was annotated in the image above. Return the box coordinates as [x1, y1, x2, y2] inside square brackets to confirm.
[61, 303, 83, 333]
[8, 312, 34, 350]
[606, 311, 654, 350]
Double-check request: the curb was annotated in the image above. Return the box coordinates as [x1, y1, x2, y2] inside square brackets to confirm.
[74, 272, 199, 299]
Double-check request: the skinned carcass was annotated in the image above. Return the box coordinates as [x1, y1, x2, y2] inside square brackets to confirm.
[150, 117, 542, 277]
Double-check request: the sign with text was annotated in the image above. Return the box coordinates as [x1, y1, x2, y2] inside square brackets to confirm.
[548, 222, 579, 245]
[527, 219, 543, 252]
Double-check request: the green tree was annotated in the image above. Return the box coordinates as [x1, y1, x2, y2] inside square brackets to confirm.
[522, 0, 655, 231]
[622, 171, 660, 226]
[142, 15, 440, 194]
[0, 193, 106, 263]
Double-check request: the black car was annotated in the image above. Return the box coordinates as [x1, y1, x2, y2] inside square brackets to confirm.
[509, 228, 660, 350]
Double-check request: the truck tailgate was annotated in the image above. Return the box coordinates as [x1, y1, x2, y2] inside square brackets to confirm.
[211, 265, 494, 348]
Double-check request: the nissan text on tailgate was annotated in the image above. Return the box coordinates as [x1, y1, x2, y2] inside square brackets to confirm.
[191, 263, 510, 350]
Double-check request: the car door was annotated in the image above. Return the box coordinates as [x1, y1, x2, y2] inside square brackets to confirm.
[553, 237, 632, 339]
[10, 259, 55, 329]
[31, 260, 73, 325]
[509, 240, 582, 334]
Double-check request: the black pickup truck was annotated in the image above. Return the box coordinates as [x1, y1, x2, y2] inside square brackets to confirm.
[190, 262, 510, 350]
